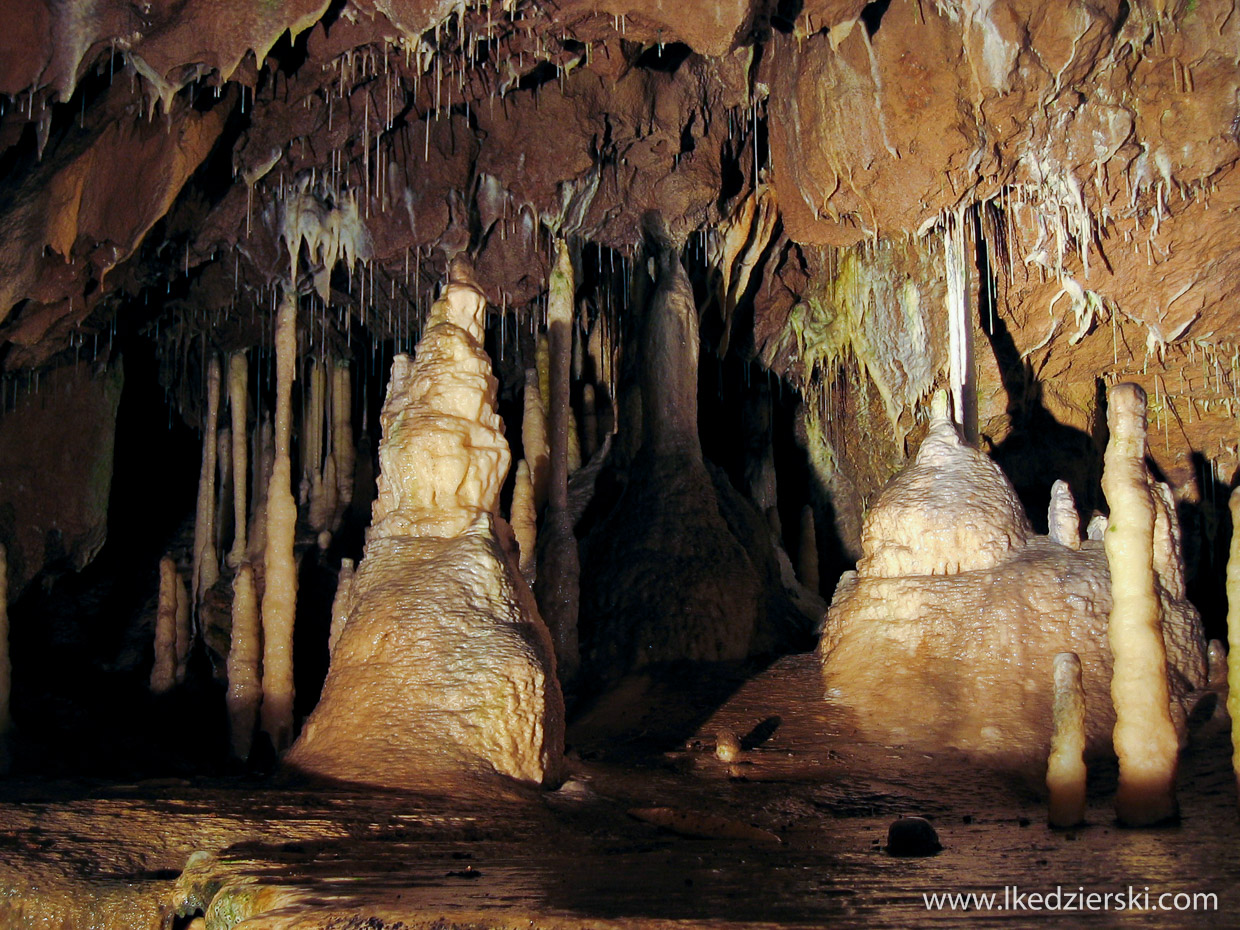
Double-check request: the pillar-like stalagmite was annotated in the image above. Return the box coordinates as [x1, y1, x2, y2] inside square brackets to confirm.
[192, 355, 221, 604]
[215, 427, 233, 558]
[0, 544, 10, 745]
[330, 360, 355, 530]
[150, 556, 179, 694]
[1048, 480, 1081, 550]
[259, 292, 300, 753]
[227, 563, 260, 761]
[536, 237, 581, 683]
[287, 259, 563, 788]
[1102, 383, 1180, 826]
[1227, 486, 1240, 801]
[522, 368, 549, 514]
[511, 460, 537, 585]
[248, 416, 274, 562]
[227, 351, 249, 567]
[1047, 652, 1087, 828]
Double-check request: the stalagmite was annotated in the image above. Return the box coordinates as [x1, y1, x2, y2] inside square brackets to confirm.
[326, 558, 354, 660]
[536, 237, 581, 683]
[330, 360, 355, 529]
[798, 505, 819, 593]
[248, 416, 274, 561]
[1228, 486, 1240, 801]
[308, 361, 333, 533]
[537, 331, 551, 422]
[174, 568, 191, 683]
[259, 291, 300, 753]
[0, 544, 11, 750]
[1048, 480, 1081, 550]
[522, 368, 549, 513]
[1102, 383, 1179, 826]
[581, 384, 598, 461]
[149, 556, 178, 694]
[511, 459, 537, 584]
[226, 563, 260, 761]
[1047, 652, 1087, 828]
[192, 355, 222, 603]
[226, 351, 249, 567]
[286, 258, 563, 788]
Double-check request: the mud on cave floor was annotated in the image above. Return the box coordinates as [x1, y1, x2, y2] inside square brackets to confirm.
[1, 655, 1238, 929]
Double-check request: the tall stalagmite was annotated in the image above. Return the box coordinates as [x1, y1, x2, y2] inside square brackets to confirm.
[149, 556, 179, 695]
[192, 355, 221, 603]
[226, 351, 249, 567]
[522, 368, 549, 514]
[260, 292, 300, 753]
[536, 237, 581, 683]
[330, 360, 355, 529]
[227, 563, 261, 761]
[511, 459, 537, 585]
[248, 416, 274, 562]
[1047, 652, 1087, 828]
[1228, 486, 1240, 801]
[1102, 383, 1179, 826]
[287, 259, 563, 788]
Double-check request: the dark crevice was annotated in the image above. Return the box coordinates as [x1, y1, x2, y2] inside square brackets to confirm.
[860, 0, 893, 37]
[633, 42, 693, 73]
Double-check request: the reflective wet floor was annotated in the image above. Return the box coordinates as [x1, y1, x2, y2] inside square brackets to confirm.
[2, 654, 1237, 929]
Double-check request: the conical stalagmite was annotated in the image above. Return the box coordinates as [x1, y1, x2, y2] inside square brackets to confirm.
[287, 259, 564, 788]
[150, 556, 179, 695]
[227, 563, 261, 761]
[536, 237, 581, 683]
[1102, 383, 1179, 826]
[227, 351, 249, 567]
[192, 355, 221, 603]
[260, 291, 300, 753]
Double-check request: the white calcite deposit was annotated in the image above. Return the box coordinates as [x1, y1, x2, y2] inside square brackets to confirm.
[286, 260, 564, 787]
[820, 392, 1206, 763]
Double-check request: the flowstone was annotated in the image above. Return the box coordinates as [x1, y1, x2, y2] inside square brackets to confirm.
[820, 399, 1206, 761]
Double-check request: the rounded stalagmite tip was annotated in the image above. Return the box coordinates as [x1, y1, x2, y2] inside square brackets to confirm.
[1047, 652, 1087, 828]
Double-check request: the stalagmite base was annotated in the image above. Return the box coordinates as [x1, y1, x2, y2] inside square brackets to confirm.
[1103, 383, 1180, 826]
[260, 292, 300, 753]
[227, 564, 261, 761]
[287, 260, 563, 788]
[1047, 652, 1087, 828]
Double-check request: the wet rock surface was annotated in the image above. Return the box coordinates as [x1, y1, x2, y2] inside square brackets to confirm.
[1, 655, 1236, 929]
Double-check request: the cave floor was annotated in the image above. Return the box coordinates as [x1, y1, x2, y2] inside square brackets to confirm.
[1, 654, 1237, 930]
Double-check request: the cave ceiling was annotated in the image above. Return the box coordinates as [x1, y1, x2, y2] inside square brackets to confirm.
[0, 0, 1238, 479]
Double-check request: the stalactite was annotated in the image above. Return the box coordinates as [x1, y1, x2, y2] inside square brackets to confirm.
[536, 236, 580, 684]
[227, 351, 249, 567]
[522, 367, 549, 513]
[511, 459, 537, 584]
[247, 415, 275, 561]
[943, 212, 975, 443]
[798, 505, 819, 593]
[1228, 486, 1240, 803]
[149, 555, 178, 694]
[1102, 382, 1178, 826]
[227, 563, 260, 761]
[581, 383, 598, 461]
[1047, 652, 1087, 828]
[192, 354, 222, 603]
[326, 558, 354, 660]
[260, 290, 300, 753]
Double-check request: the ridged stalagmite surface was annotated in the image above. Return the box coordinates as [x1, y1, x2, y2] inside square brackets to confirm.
[287, 260, 564, 787]
[821, 393, 1205, 762]
[1103, 382, 1181, 825]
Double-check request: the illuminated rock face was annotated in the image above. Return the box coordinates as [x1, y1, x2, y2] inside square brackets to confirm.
[287, 266, 563, 787]
[820, 407, 1206, 761]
